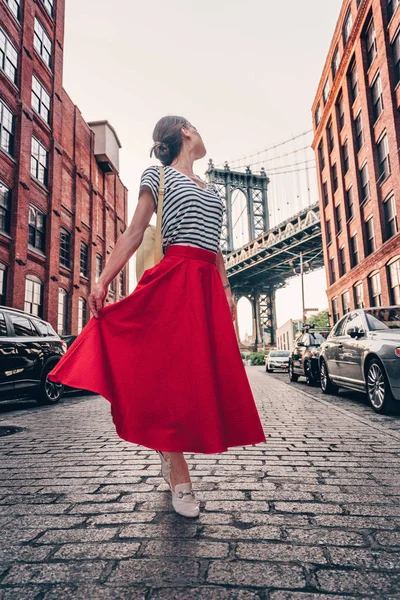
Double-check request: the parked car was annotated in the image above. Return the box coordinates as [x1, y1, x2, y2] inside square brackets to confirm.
[0, 305, 67, 405]
[289, 328, 330, 385]
[266, 350, 290, 372]
[319, 306, 400, 414]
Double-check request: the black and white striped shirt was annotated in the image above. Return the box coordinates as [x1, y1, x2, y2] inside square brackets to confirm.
[139, 164, 225, 254]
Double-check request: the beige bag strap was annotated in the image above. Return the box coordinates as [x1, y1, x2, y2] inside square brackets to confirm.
[154, 165, 165, 264]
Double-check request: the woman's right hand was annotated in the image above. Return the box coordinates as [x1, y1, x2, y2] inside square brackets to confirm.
[88, 282, 108, 319]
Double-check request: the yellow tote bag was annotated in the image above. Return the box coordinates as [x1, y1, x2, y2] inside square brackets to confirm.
[135, 166, 166, 282]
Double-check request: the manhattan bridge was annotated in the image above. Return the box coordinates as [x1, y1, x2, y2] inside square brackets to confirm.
[206, 130, 324, 350]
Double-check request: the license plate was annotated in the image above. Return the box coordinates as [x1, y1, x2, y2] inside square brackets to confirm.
[281, 364, 287, 369]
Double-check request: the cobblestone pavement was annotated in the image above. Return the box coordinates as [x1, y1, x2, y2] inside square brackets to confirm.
[0, 366, 399, 599]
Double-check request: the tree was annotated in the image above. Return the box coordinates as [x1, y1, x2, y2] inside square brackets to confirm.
[307, 309, 330, 328]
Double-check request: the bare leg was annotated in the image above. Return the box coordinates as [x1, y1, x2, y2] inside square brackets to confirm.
[163, 452, 191, 490]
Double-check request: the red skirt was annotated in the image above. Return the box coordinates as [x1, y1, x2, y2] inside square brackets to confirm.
[48, 244, 266, 454]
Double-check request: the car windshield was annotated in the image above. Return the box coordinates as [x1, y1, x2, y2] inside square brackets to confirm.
[310, 332, 329, 346]
[270, 351, 290, 357]
[365, 308, 400, 330]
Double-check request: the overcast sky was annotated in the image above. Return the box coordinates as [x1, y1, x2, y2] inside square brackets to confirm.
[62, 0, 343, 332]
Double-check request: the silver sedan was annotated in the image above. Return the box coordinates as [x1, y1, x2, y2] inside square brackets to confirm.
[319, 306, 400, 414]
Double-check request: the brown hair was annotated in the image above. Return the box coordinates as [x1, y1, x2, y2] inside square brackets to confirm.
[149, 115, 191, 166]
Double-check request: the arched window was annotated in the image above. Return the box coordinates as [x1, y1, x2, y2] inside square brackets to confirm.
[78, 297, 87, 334]
[25, 275, 43, 317]
[57, 288, 68, 336]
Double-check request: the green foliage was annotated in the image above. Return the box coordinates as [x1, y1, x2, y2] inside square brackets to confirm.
[245, 351, 268, 365]
[307, 309, 330, 328]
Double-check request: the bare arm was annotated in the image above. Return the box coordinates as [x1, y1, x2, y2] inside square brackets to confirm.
[216, 246, 236, 321]
[88, 187, 155, 318]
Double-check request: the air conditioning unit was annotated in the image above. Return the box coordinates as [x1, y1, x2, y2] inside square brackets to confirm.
[88, 120, 121, 174]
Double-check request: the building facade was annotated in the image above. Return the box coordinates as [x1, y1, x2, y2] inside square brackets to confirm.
[312, 0, 400, 324]
[0, 0, 128, 335]
[276, 319, 302, 351]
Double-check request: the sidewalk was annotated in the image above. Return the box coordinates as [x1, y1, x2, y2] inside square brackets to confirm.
[0, 367, 399, 599]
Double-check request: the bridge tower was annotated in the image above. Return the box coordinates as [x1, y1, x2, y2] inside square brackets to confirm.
[206, 160, 275, 350]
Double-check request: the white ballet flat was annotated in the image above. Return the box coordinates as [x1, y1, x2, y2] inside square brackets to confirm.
[156, 450, 172, 488]
[170, 478, 200, 518]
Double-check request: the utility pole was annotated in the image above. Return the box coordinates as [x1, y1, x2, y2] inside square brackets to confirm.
[300, 251, 306, 326]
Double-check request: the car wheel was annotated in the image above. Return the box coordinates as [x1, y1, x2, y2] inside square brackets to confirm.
[36, 362, 64, 406]
[289, 361, 299, 382]
[320, 360, 339, 395]
[266, 366, 273, 373]
[305, 361, 316, 386]
[366, 359, 396, 415]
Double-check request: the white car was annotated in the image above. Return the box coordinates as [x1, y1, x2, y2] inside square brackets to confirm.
[266, 350, 290, 373]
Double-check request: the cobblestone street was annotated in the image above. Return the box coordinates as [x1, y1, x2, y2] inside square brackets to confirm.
[0, 366, 400, 599]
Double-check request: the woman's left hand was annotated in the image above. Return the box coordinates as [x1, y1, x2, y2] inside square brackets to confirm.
[225, 291, 236, 321]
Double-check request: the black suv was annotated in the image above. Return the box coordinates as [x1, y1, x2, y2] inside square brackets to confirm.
[289, 327, 330, 386]
[0, 305, 67, 405]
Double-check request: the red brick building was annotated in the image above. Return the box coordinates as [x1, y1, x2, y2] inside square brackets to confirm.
[0, 0, 128, 335]
[312, 0, 400, 323]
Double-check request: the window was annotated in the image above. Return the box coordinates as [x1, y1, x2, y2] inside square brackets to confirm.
[57, 288, 68, 336]
[0, 28, 18, 84]
[11, 314, 36, 336]
[0, 311, 6, 336]
[345, 186, 354, 220]
[345, 311, 364, 334]
[365, 217, 376, 255]
[332, 47, 341, 78]
[377, 134, 390, 183]
[40, 0, 54, 17]
[323, 77, 331, 104]
[392, 29, 400, 84]
[327, 120, 334, 152]
[80, 242, 89, 278]
[354, 281, 364, 308]
[24, 275, 43, 317]
[0, 263, 7, 305]
[32, 76, 51, 124]
[28, 205, 46, 252]
[355, 112, 364, 152]
[0, 181, 11, 234]
[31, 137, 49, 186]
[78, 297, 87, 334]
[348, 59, 359, 103]
[339, 246, 347, 276]
[342, 290, 351, 314]
[371, 74, 383, 122]
[5, 0, 21, 21]
[34, 19, 52, 68]
[343, 8, 353, 45]
[365, 19, 377, 67]
[369, 271, 382, 306]
[388, 257, 400, 304]
[323, 181, 329, 206]
[342, 140, 349, 174]
[318, 142, 325, 170]
[109, 278, 116, 297]
[326, 219, 332, 245]
[337, 93, 345, 130]
[119, 270, 125, 297]
[35, 319, 56, 337]
[315, 104, 322, 128]
[335, 203, 342, 233]
[360, 163, 370, 202]
[388, 0, 399, 20]
[329, 256, 336, 284]
[0, 99, 15, 156]
[383, 194, 397, 240]
[95, 254, 103, 282]
[60, 228, 71, 268]
[350, 233, 359, 267]
[332, 163, 338, 193]
[332, 297, 340, 324]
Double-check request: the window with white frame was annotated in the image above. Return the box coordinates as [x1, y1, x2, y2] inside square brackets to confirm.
[332, 47, 341, 78]
[32, 75, 51, 124]
[377, 133, 390, 183]
[31, 137, 49, 186]
[388, 0, 399, 21]
[332, 297, 340, 323]
[365, 18, 377, 67]
[34, 19, 52, 68]
[0, 100, 15, 156]
[343, 8, 353, 45]
[0, 181, 11, 234]
[5, 0, 21, 21]
[0, 28, 18, 84]
[360, 163, 370, 202]
[342, 290, 351, 315]
[354, 281, 364, 309]
[0, 263, 7, 305]
[28, 204, 46, 252]
[365, 216, 376, 255]
[40, 0, 54, 17]
[78, 297, 87, 334]
[369, 271, 382, 307]
[323, 77, 331, 104]
[371, 73, 383, 122]
[24, 275, 43, 317]
[383, 194, 397, 240]
[388, 257, 400, 304]
[57, 288, 68, 336]
[392, 28, 400, 84]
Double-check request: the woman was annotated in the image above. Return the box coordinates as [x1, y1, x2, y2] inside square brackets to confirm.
[47, 115, 266, 518]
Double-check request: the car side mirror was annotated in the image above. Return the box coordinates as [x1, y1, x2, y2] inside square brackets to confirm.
[348, 326, 362, 338]
[297, 341, 305, 347]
